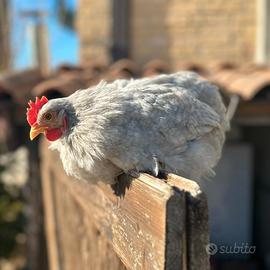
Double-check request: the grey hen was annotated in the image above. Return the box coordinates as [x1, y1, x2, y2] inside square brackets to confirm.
[27, 72, 229, 184]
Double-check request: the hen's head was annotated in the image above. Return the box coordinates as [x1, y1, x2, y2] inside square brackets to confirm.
[26, 96, 68, 141]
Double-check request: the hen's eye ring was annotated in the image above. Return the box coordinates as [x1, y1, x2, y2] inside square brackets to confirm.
[44, 113, 52, 121]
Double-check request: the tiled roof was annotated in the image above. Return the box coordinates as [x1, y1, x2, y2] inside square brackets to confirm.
[1, 59, 270, 104]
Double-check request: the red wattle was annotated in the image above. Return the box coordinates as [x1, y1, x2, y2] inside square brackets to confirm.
[45, 128, 63, 141]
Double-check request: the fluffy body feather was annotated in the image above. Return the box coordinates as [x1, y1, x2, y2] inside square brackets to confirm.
[43, 72, 228, 184]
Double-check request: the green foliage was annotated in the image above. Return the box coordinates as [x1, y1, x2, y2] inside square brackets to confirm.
[0, 164, 25, 258]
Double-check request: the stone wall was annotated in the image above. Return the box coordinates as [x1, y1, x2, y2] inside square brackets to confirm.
[77, 0, 112, 64]
[130, 0, 170, 66]
[166, 0, 256, 68]
[78, 0, 257, 67]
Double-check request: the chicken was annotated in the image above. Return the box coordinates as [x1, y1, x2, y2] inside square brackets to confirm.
[26, 72, 229, 184]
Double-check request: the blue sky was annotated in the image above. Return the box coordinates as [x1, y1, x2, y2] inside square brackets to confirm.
[11, 0, 78, 70]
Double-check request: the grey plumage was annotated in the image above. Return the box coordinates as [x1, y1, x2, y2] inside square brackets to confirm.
[41, 71, 228, 184]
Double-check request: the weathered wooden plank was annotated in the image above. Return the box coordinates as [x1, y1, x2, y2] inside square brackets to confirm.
[25, 141, 48, 270]
[41, 148, 62, 270]
[51, 170, 127, 270]
[57, 174, 170, 270]
[166, 174, 210, 270]
[165, 186, 186, 270]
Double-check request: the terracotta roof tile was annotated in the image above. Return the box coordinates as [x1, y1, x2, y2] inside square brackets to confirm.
[0, 68, 44, 103]
[143, 59, 170, 77]
[210, 69, 270, 100]
[1, 59, 270, 103]
[32, 74, 87, 98]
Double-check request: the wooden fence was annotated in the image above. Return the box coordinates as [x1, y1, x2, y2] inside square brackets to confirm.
[40, 139, 210, 270]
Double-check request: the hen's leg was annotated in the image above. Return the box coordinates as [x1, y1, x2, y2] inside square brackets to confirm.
[140, 156, 167, 180]
[152, 156, 159, 177]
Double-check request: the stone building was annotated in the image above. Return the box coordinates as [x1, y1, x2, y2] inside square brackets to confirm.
[76, 0, 270, 68]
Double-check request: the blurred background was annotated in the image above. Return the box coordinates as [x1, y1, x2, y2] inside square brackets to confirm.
[0, 0, 270, 269]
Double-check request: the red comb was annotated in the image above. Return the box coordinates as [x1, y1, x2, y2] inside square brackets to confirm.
[26, 96, 48, 126]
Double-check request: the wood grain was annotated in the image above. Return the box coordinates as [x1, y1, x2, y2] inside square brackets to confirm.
[40, 139, 209, 270]
[167, 174, 210, 270]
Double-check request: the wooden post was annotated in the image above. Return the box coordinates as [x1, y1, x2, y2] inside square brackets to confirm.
[20, 10, 50, 75]
[0, 0, 10, 70]
[33, 22, 50, 75]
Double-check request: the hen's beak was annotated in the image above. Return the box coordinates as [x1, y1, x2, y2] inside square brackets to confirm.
[30, 126, 47, 140]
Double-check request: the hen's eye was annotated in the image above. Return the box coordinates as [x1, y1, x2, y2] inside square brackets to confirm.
[44, 112, 53, 121]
